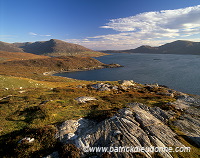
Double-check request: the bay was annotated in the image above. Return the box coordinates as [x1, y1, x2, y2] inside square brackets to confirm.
[54, 53, 200, 95]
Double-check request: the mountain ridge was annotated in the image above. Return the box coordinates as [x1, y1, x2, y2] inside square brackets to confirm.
[102, 40, 200, 55]
[0, 41, 24, 52]
[0, 39, 106, 57]
[13, 39, 106, 57]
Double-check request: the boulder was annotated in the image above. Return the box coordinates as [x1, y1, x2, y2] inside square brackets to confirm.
[75, 96, 97, 103]
[90, 83, 118, 91]
[118, 80, 135, 86]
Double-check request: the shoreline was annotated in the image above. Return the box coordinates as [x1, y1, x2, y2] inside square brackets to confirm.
[43, 63, 123, 76]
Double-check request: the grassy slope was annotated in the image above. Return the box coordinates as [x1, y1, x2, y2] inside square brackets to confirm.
[0, 55, 105, 81]
[46, 51, 108, 57]
[0, 51, 49, 62]
[1, 81, 199, 157]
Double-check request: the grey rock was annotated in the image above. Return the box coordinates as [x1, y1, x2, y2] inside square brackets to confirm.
[90, 83, 104, 89]
[98, 87, 111, 91]
[0, 95, 13, 101]
[77, 85, 83, 88]
[56, 118, 96, 143]
[118, 80, 135, 86]
[56, 120, 79, 140]
[120, 85, 128, 90]
[134, 103, 171, 123]
[168, 100, 190, 110]
[177, 94, 200, 106]
[173, 107, 200, 147]
[18, 90, 26, 94]
[112, 86, 119, 90]
[75, 96, 97, 103]
[57, 103, 185, 158]
[90, 83, 113, 91]
[156, 92, 174, 97]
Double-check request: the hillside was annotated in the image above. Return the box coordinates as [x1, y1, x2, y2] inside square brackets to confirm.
[126, 45, 158, 54]
[103, 40, 200, 55]
[158, 40, 200, 54]
[0, 53, 121, 79]
[13, 39, 107, 57]
[1, 56, 105, 72]
[0, 51, 49, 62]
[0, 41, 24, 52]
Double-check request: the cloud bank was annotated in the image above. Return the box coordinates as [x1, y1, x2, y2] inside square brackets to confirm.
[66, 5, 200, 50]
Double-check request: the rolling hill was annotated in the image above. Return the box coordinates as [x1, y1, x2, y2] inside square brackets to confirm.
[1, 56, 105, 73]
[13, 39, 106, 57]
[103, 40, 200, 55]
[0, 41, 24, 52]
[0, 50, 116, 78]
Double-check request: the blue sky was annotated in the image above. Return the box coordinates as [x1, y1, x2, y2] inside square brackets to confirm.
[1, 0, 200, 50]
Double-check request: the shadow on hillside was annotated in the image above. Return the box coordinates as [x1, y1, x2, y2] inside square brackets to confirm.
[0, 126, 59, 158]
[6, 106, 47, 124]
[85, 107, 119, 122]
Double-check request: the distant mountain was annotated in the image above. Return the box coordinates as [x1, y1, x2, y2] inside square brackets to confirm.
[125, 45, 158, 54]
[13, 39, 106, 57]
[157, 40, 200, 54]
[0, 41, 24, 52]
[102, 40, 200, 55]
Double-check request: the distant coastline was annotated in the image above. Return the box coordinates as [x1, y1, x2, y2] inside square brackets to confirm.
[47, 63, 123, 76]
[101, 40, 200, 55]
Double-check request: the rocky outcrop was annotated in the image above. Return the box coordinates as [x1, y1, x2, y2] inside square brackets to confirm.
[173, 107, 200, 147]
[75, 96, 97, 103]
[88, 80, 136, 92]
[55, 101, 199, 158]
[169, 94, 200, 147]
[118, 80, 135, 86]
[90, 83, 116, 91]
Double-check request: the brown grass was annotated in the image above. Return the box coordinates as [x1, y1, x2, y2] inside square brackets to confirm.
[0, 51, 49, 62]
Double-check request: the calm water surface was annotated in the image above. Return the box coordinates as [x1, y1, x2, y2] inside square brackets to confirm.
[54, 53, 200, 95]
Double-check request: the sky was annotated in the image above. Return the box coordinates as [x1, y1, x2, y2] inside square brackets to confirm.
[1, 0, 200, 50]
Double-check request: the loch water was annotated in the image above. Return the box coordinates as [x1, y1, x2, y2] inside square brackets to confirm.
[54, 53, 200, 95]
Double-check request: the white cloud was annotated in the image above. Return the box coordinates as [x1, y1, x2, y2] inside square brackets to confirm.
[100, 5, 200, 33]
[29, 32, 38, 36]
[29, 32, 51, 37]
[67, 5, 200, 50]
[99, 5, 200, 39]
[40, 34, 51, 37]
